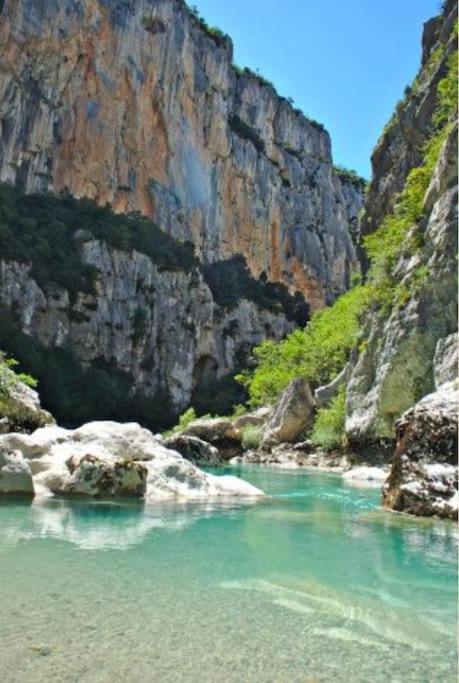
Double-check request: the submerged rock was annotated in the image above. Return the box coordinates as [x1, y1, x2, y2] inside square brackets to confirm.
[0, 447, 34, 495]
[262, 378, 315, 445]
[343, 466, 387, 486]
[0, 421, 263, 501]
[383, 382, 458, 519]
[237, 443, 350, 471]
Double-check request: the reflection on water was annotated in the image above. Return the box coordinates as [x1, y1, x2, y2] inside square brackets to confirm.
[0, 467, 456, 683]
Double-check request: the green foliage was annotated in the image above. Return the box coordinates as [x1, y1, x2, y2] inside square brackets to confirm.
[364, 47, 456, 312]
[0, 353, 36, 397]
[0, 351, 47, 432]
[175, 407, 197, 432]
[203, 255, 309, 324]
[310, 386, 346, 451]
[0, 183, 303, 318]
[333, 165, 367, 188]
[434, 50, 458, 127]
[231, 403, 248, 419]
[235, 23, 457, 421]
[241, 424, 262, 450]
[187, 4, 228, 46]
[0, 354, 37, 392]
[237, 285, 369, 406]
[0, 184, 198, 301]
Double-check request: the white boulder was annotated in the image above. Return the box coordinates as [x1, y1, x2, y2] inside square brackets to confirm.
[0, 421, 263, 501]
[0, 447, 34, 495]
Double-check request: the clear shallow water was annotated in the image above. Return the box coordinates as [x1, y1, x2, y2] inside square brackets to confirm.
[0, 466, 457, 683]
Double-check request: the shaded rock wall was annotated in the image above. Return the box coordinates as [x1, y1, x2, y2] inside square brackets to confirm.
[0, 240, 293, 417]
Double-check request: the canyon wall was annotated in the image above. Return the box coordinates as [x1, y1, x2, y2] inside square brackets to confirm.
[346, 0, 458, 452]
[0, 238, 293, 421]
[0, 0, 363, 309]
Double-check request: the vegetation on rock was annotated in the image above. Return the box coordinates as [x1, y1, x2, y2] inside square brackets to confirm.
[0, 352, 50, 432]
[236, 285, 368, 406]
[310, 386, 346, 450]
[333, 165, 367, 189]
[237, 28, 457, 448]
[0, 183, 305, 321]
[241, 424, 263, 450]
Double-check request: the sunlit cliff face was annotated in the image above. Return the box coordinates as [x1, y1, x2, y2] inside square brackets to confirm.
[0, 0, 362, 310]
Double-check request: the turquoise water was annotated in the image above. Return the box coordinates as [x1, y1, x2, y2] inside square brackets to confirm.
[0, 466, 457, 682]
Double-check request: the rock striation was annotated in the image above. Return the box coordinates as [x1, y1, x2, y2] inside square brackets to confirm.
[0, 0, 362, 308]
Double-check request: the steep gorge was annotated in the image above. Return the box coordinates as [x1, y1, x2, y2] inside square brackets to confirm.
[0, 0, 363, 307]
[0, 0, 363, 428]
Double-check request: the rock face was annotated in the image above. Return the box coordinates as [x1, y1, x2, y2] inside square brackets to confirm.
[346, 2, 458, 449]
[315, 363, 349, 408]
[0, 243, 292, 417]
[434, 333, 458, 388]
[0, 447, 34, 494]
[359, 0, 457, 244]
[262, 378, 315, 444]
[0, 421, 264, 500]
[0, 0, 362, 308]
[383, 382, 458, 519]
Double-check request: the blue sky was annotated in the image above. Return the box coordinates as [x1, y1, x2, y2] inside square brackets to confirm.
[189, 0, 440, 178]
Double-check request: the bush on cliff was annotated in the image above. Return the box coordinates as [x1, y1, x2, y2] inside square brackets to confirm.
[310, 386, 346, 450]
[236, 285, 369, 406]
[0, 185, 198, 301]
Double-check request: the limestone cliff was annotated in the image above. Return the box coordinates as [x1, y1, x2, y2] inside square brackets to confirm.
[346, 0, 458, 452]
[0, 0, 363, 309]
[0, 211, 294, 426]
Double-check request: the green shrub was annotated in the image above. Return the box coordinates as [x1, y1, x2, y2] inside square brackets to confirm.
[310, 386, 346, 450]
[236, 285, 369, 406]
[0, 183, 304, 318]
[241, 424, 262, 450]
[0, 185, 198, 301]
[0, 353, 37, 394]
[333, 165, 367, 188]
[364, 48, 457, 313]
[202, 255, 309, 324]
[231, 403, 248, 419]
[175, 407, 197, 432]
[0, 352, 48, 432]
